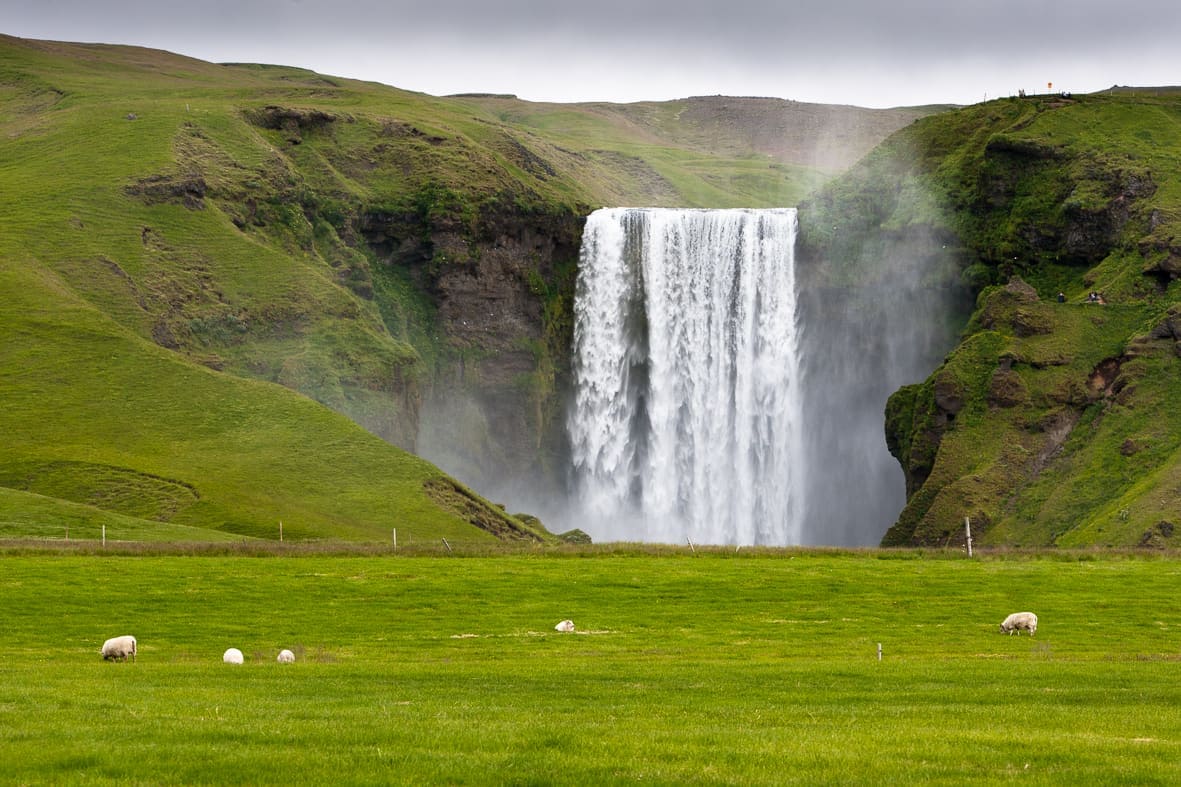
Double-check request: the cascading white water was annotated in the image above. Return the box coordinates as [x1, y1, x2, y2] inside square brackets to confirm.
[568, 207, 804, 545]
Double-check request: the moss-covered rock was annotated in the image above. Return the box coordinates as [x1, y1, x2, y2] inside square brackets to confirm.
[811, 93, 1181, 546]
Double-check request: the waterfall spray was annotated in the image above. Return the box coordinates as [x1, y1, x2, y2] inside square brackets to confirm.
[568, 208, 804, 545]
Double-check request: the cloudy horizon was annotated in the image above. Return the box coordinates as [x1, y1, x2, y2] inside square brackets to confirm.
[4, 1, 1178, 108]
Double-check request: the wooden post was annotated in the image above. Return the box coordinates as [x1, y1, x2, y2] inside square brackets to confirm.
[279, 521, 284, 542]
[964, 516, 973, 558]
[392, 529, 397, 549]
[877, 643, 882, 661]
[102, 525, 106, 546]
[65, 524, 69, 541]
[687, 537, 696, 554]
[442, 537, 452, 554]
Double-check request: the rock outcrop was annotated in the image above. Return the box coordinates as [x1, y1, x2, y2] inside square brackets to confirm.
[361, 206, 583, 492]
[805, 93, 1181, 547]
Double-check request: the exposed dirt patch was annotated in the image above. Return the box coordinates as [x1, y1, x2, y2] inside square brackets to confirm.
[245, 105, 344, 144]
[125, 173, 207, 209]
[1088, 357, 1122, 396]
[1139, 520, 1175, 548]
[422, 477, 544, 542]
[1028, 410, 1080, 477]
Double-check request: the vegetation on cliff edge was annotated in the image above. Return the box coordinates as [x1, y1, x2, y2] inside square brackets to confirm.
[803, 92, 1181, 547]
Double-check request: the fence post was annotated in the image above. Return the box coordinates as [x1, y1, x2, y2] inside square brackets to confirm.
[965, 516, 973, 557]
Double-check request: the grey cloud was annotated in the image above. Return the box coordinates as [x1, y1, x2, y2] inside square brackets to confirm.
[4, 0, 1179, 105]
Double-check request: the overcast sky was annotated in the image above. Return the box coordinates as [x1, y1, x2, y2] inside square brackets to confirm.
[5, 1, 1178, 107]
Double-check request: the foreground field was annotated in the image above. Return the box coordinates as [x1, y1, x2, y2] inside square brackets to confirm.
[2, 549, 1180, 783]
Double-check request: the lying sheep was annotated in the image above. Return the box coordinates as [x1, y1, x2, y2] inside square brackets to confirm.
[223, 647, 244, 664]
[1000, 612, 1038, 636]
[101, 635, 137, 662]
[277, 649, 295, 663]
[554, 619, 575, 632]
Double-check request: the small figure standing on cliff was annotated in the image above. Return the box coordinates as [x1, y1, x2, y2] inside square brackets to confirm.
[1057, 292, 1065, 303]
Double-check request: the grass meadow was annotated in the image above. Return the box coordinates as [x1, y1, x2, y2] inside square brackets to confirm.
[2, 547, 1180, 784]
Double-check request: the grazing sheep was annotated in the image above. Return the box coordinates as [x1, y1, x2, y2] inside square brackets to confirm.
[277, 649, 295, 663]
[1000, 612, 1038, 636]
[223, 647, 244, 664]
[554, 619, 575, 633]
[101, 635, 137, 662]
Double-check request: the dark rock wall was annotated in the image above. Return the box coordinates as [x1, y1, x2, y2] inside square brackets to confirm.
[361, 207, 584, 509]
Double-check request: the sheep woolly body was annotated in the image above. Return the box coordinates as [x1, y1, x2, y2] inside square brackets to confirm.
[554, 619, 575, 632]
[101, 635, 137, 662]
[223, 647, 245, 664]
[277, 649, 295, 663]
[1000, 612, 1038, 636]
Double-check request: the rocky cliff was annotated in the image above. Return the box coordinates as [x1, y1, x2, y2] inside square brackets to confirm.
[360, 205, 583, 494]
[802, 92, 1181, 547]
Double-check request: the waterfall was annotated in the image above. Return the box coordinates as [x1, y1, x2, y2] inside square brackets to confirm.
[568, 207, 804, 545]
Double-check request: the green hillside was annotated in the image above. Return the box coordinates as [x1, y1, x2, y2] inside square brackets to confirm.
[0, 34, 934, 542]
[0, 254, 544, 543]
[0, 36, 593, 543]
[800, 92, 1181, 547]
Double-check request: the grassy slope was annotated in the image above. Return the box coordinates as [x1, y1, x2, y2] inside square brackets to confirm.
[804, 93, 1181, 546]
[459, 93, 939, 203]
[0, 258, 521, 542]
[0, 35, 931, 543]
[0, 488, 250, 542]
[2, 550, 1181, 783]
[0, 36, 555, 542]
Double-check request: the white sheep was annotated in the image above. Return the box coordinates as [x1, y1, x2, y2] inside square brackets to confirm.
[999, 611, 1038, 636]
[277, 649, 295, 663]
[554, 619, 575, 632]
[101, 635, 137, 662]
[223, 647, 245, 664]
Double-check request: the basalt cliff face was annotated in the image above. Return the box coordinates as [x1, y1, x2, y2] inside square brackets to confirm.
[360, 207, 583, 492]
